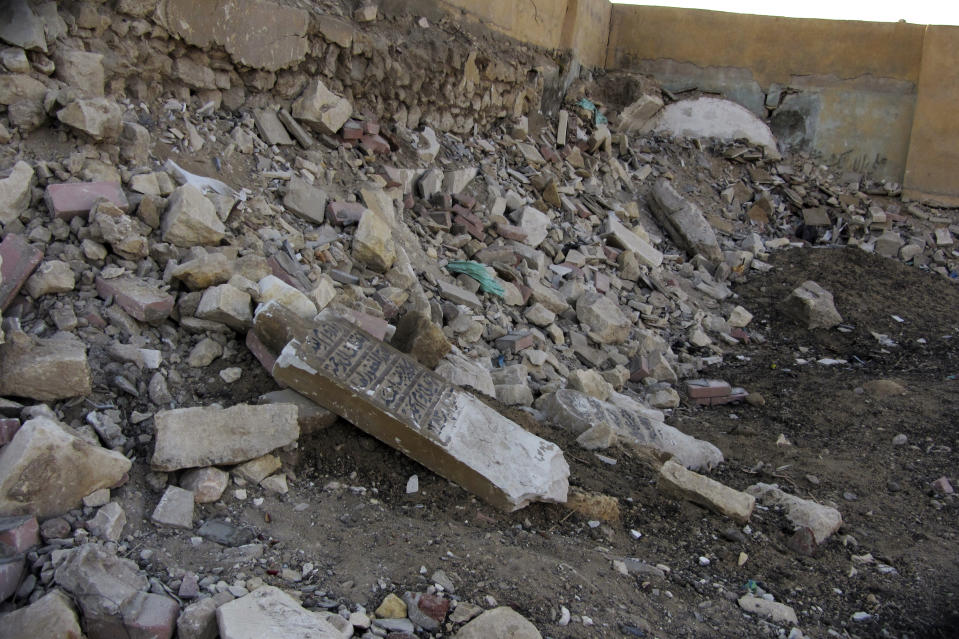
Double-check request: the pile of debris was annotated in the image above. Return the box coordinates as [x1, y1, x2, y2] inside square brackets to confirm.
[0, 0, 956, 637]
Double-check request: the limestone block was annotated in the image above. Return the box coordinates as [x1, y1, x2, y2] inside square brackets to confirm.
[780, 280, 842, 330]
[649, 178, 723, 262]
[162, 185, 226, 247]
[0, 332, 91, 401]
[658, 460, 755, 524]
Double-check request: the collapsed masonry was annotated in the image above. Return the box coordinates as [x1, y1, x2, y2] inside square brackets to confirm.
[0, 0, 953, 637]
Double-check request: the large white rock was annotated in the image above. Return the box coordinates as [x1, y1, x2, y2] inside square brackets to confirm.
[658, 460, 755, 524]
[576, 292, 631, 344]
[291, 78, 352, 135]
[538, 389, 723, 471]
[162, 184, 226, 247]
[513, 206, 549, 248]
[273, 320, 569, 511]
[747, 482, 842, 544]
[645, 96, 781, 159]
[0, 589, 83, 638]
[780, 280, 843, 330]
[151, 403, 299, 472]
[56, 97, 123, 141]
[602, 216, 663, 268]
[0, 417, 131, 517]
[0, 160, 34, 224]
[217, 586, 343, 639]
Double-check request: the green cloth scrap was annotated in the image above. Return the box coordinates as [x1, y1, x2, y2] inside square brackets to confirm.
[445, 261, 505, 297]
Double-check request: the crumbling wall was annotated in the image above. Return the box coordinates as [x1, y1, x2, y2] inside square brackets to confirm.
[604, 5, 925, 182]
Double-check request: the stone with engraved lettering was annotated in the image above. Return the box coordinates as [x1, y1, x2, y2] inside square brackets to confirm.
[272, 319, 568, 511]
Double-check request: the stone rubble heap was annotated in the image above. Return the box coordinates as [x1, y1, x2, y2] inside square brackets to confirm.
[0, 0, 956, 637]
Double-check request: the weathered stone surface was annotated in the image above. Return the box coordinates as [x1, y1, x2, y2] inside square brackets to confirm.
[0, 0, 46, 51]
[91, 205, 149, 259]
[0, 514, 38, 553]
[162, 185, 226, 247]
[177, 597, 219, 639]
[456, 607, 542, 639]
[0, 160, 34, 224]
[393, 310, 451, 368]
[353, 208, 396, 272]
[257, 276, 317, 319]
[292, 78, 352, 135]
[217, 586, 342, 639]
[0, 589, 83, 638]
[173, 250, 234, 290]
[567, 369, 613, 401]
[45, 181, 129, 220]
[619, 94, 664, 132]
[0, 74, 46, 107]
[151, 485, 195, 529]
[25, 260, 74, 298]
[780, 280, 842, 330]
[647, 97, 780, 159]
[274, 320, 569, 511]
[576, 292, 631, 344]
[0, 234, 42, 310]
[602, 216, 663, 268]
[253, 108, 294, 145]
[56, 97, 123, 141]
[0, 417, 130, 517]
[649, 178, 723, 262]
[0, 332, 91, 401]
[180, 467, 229, 503]
[97, 276, 174, 324]
[87, 501, 127, 542]
[196, 283, 252, 331]
[259, 389, 337, 434]
[438, 279, 483, 311]
[283, 178, 327, 224]
[152, 404, 299, 472]
[160, 0, 309, 72]
[53, 49, 104, 96]
[737, 595, 798, 625]
[747, 482, 842, 544]
[513, 206, 548, 247]
[538, 389, 723, 471]
[658, 460, 754, 524]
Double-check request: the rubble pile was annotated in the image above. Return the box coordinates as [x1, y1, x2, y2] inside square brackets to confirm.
[0, 0, 956, 638]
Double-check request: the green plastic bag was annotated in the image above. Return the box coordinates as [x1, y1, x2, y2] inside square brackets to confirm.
[445, 261, 505, 298]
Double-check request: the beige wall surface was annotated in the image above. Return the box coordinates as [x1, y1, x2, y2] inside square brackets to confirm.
[605, 5, 925, 86]
[440, 0, 570, 51]
[903, 25, 959, 206]
[560, 0, 612, 68]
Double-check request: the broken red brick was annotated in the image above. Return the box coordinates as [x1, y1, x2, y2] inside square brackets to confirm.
[45, 182, 129, 220]
[496, 223, 527, 242]
[602, 245, 622, 262]
[95, 276, 175, 324]
[594, 271, 610, 293]
[453, 214, 485, 241]
[628, 355, 651, 382]
[267, 256, 307, 292]
[0, 234, 43, 311]
[0, 515, 39, 553]
[516, 283, 533, 305]
[686, 379, 732, 399]
[362, 120, 380, 135]
[0, 556, 24, 602]
[453, 193, 476, 209]
[416, 593, 450, 625]
[341, 120, 364, 140]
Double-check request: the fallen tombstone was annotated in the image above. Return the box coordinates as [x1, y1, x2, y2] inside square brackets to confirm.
[747, 482, 842, 544]
[538, 389, 723, 471]
[780, 280, 842, 329]
[272, 319, 569, 511]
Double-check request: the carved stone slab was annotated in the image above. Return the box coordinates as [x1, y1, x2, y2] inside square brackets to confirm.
[273, 319, 569, 511]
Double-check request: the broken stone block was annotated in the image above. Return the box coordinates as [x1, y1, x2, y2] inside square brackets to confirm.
[173, 250, 234, 290]
[96, 276, 175, 324]
[780, 280, 842, 330]
[257, 276, 317, 320]
[456, 607, 542, 639]
[291, 78, 352, 135]
[90, 203, 149, 259]
[658, 460, 755, 524]
[392, 310, 451, 368]
[567, 369, 613, 401]
[0, 514, 38, 553]
[121, 591, 179, 639]
[0, 416, 130, 517]
[353, 208, 395, 272]
[603, 216, 663, 269]
[151, 404, 299, 472]
[180, 467, 229, 503]
[217, 586, 343, 639]
[177, 596, 219, 639]
[538, 389, 723, 471]
[259, 389, 337, 434]
[747, 482, 842, 544]
[727, 305, 753, 328]
[277, 108, 315, 148]
[233, 454, 281, 485]
[434, 352, 495, 398]
[494, 384, 534, 406]
[737, 595, 798, 625]
[875, 230, 903, 258]
[24, 259, 74, 298]
[44, 181, 129, 220]
[283, 177, 327, 225]
[443, 167, 478, 194]
[513, 206, 549, 247]
[0, 233, 42, 310]
[649, 178, 723, 262]
[0, 160, 34, 224]
[86, 501, 126, 542]
[576, 292, 631, 344]
[253, 108, 294, 146]
[575, 421, 618, 450]
[0, 332, 91, 401]
[619, 94, 664, 132]
[162, 184, 226, 247]
[53, 49, 104, 96]
[0, 589, 83, 637]
[196, 283, 252, 331]
[56, 97, 123, 141]
[151, 485, 195, 529]
[273, 319, 569, 511]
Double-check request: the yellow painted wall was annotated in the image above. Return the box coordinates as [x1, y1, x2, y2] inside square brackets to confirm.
[903, 25, 959, 206]
[560, 0, 612, 68]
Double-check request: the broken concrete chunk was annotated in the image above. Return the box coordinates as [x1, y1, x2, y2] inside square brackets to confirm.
[747, 482, 842, 544]
[151, 485, 195, 529]
[539, 389, 723, 471]
[619, 94, 664, 133]
[257, 275, 317, 320]
[780, 280, 842, 330]
[513, 206, 549, 247]
[0, 160, 34, 224]
[649, 178, 723, 262]
[172, 250, 234, 290]
[658, 460, 754, 524]
[576, 292, 631, 344]
[292, 78, 352, 135]
[0, 332, 91, 401]
[434, 352, 495, 398]
[180, 467, 229, 503]
[53, 48, 104, 96]
[87, 501, 126, 542]
[217, 586, 343, 639]
[25, 259, 74, 298]
[56, 97, 123, 141]
[151, 403, 299, 472]
[273, 320, 569, 511]
[0, 589, 83, 638]
[253, 108, 294, 145]
[196, 283, 252, 331]
[0, 417, 131, 518]
[162, 184, 226, 247]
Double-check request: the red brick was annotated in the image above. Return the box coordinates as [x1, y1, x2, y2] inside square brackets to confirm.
[267, 256, 306, 292]
[0, 515, 39, 553]
[686, 379, 732, 399]
[246, 330, 277, 374]
[360, 134, 390, 155]
[44, 182, 129, 220]
[594, 271, 610, 293]
[496, 223, 527, 242]
[694, 388, 748, 406]
[96, 276, 175, 324]
[326, 201, 366, 225]
[453, 214, 485, 241]
[629, 355, 650, 382]
[0, 418, 20, 445]
[602, 245, 622, 262]
[540, 145, 561, 164]
[417, 593, 450, 624]
[341, 120, 364, 140]
[0, 234, 43, 311]
[84, 310, 108, 329]
[516, 284, 533, 305]
[453, 193, 476, 209]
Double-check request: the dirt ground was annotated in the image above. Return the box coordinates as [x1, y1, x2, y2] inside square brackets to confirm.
[109, 246, 957, 639]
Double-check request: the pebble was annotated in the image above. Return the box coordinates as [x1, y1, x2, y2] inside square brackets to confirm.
[892, 433, 908, 446]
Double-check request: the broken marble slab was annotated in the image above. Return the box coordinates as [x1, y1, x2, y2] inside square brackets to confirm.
[747, 482, 842, 544]
[272, 319, 569, 511]
[537, 389, 723, 471]
[649, 178, 723, 263]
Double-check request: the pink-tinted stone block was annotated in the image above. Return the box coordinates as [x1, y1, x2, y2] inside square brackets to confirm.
[686, 379, 733, 399]
[45, 182, 129, 220]
[345, 309, 391, 341]
[0, 234, 43, 311]
[932, 476, 954, 494]
[629, 355, 650, 382]
[0, 418, 20, 445]
[0, 556, 24, 602]
[121, 591, 178, 639]
[341, 120, 363, 140]
[362, 120, 380, 135]
[0, 515, 39, 553]
[360, 134, 390, 155]
[96, 276, 175, 324]
[594, 271, 610, 293]
[495, 332, 534, 354]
